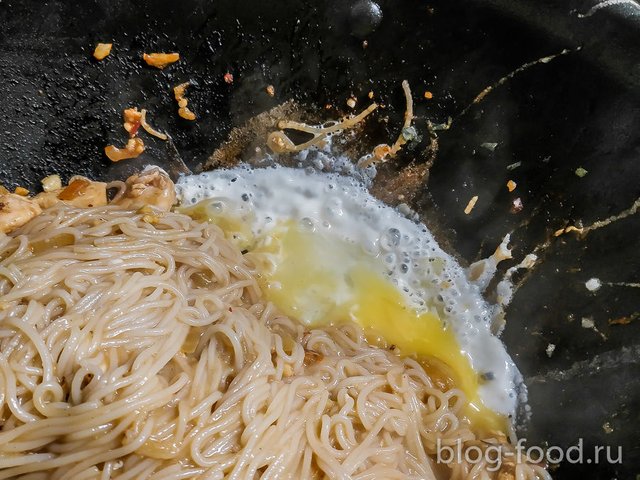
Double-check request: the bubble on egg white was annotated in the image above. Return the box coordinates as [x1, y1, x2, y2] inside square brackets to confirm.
[176, 165, 522, 417]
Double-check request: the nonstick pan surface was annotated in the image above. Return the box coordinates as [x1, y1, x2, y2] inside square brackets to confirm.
[0, 0, 639, 477]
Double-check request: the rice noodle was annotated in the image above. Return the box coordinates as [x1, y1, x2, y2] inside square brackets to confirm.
[140, 109, 169, 140]
[0, 205, 548, 479]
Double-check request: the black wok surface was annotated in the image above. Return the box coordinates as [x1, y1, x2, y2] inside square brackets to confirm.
[1, 0, 639, 478]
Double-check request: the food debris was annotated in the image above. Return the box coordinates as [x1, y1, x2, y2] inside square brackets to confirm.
[510, 197, 523, 213]
[173, 82, 196, 121]
[223, 72, 234, 84]
[546, 343, 556, 358]
[346, 96, 357, 109]
[581, 317, 607, 340]
[123, 108, 142, 136]
[575, 167, 588, 177]
[506, 161, 522, 171]
[266, 85, 275, 97]
[368, 91, 374, 99]
[464, 195, 479, 215]
[581, 317, 595, 328]
[602, 422, 614, 434]
[585, 278, 602, 292]
[143, 53, 180, 69]
[41, 174, 62, 193]
[423, 90, 433, 99]
[104, 138, 145, 162]
[608, 314, 637, 326]
[480, 142, 498, 152]
[362, 40, 368, 48]
[140, 109, 168, 140]
[93, 43, 112, 61]
[14, 187, 29, 196]
[506, 180, 517, 192]
[554, 225, 584, 237]
[372, 144, 392, 162]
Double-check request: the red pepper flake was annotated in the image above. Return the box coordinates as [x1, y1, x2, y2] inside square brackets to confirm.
[223, 72, 234, 84]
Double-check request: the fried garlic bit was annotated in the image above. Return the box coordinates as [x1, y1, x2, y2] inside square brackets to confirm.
[93, 43, 112, 61]
[173, 82, 196, 121]
[123, 107, 142, 136]
[143, 52, 180, 69]
[0, 194, 42, 233]
[113, 167, 176, 211]
[105, 137, 145, 162]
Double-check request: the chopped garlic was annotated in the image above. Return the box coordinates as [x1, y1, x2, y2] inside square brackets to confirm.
[464, 195, 479, 215]
[143, 53, 180, 69]
[93, 43, 112, 61]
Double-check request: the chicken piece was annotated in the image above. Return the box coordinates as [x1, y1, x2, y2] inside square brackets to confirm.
[114, 168, 176, 211]
[34, 177, 108, 209]
[58, 177, 108, 207]
[0, 194, 42, 233]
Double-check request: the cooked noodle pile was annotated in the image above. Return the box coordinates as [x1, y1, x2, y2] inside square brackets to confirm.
[0, 205, 548, 479]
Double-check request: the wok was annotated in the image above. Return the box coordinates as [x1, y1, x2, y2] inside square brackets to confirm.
[0, 0, 639, 478]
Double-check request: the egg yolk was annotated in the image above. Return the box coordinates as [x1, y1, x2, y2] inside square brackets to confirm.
[255, 225, 507, 433]
[181, 203, 507, 434]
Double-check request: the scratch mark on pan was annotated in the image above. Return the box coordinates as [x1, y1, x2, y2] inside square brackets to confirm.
[577, 0, 640, 18]
[457, 48, 580, 120]
[527, 344, 640, 383]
